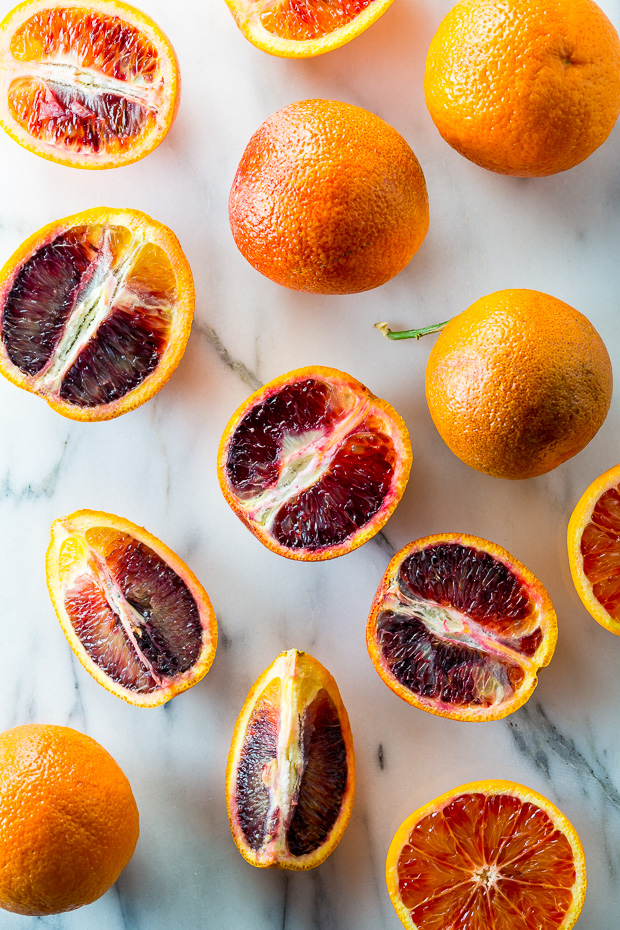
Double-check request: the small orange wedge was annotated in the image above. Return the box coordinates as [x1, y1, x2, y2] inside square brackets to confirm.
[387, 780, 586, 930]
[223, 0, 397, 58]
[226, 650, 355, 870]
[568, 463, 620, 635]
[0, 207, 194, 421]
[46, 510, 218, 708]
[367, 534, 557, 721]
[0, 0, 179, 168]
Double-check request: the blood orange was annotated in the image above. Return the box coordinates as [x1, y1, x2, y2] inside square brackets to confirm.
[0, 207, 194, 421]
[386, 780, 586, 930]
[0, 0, 179, 169]
[366, 534, 557, 721]
[217, 366, 412, 561]
[46, 510, 218, 707]
[226, 650, 355, 870]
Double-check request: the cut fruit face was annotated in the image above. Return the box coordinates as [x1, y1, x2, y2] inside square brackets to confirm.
[366, 534, 557, 721]
[217, 366, 412, 561]
[226, 649, 355, 870]
[386, 780, 586, 930]
[567, 463, 620, 635]
[0, 0, 179, 168]
[46, 510, 217, 707]
[0, 207, 194, 420]
[224, 0, 397, 58]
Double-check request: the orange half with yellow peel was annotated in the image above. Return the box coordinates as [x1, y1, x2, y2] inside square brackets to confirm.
[366, 534, 557, 721]
[224, 0, 397, 58]
[46, 510, 218, 708]
[217, 366, 412, 561]
[0, 207, 194, 421]
[0, 0, 179, 168]
[568, 463, 620, 635]
[386, 780, 586, 930]
[226, 649, 355, 870]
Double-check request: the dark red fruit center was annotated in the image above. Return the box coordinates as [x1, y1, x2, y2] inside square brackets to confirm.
[236, 695, 279, 851]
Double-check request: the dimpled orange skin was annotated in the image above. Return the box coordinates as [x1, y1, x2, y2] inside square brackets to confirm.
[0, 724, 139, 916]
[425, 289, 613, 480]
[424, 0, 620, 177]
[229, 100, 429, 295]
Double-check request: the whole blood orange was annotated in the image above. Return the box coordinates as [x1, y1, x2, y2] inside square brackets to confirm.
[424, 0, 620, 177]
[224, 0, 396, 58]
[217, 365, 412, 560]
[425, 289, 613, 479]
[567, 463, 620, 635]
[0, 724, 139, 916]
[386, 780, 586, 930]
[46, 510, 218, 707]
[366, 534, 557, 721]
[226, 650, 355, 870]
[229, 100, 429, 295]
[0, 0, 179, 169]
[0, 207, 194, 421]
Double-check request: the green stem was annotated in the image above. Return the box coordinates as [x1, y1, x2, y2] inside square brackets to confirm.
[374, 319, 451, 340]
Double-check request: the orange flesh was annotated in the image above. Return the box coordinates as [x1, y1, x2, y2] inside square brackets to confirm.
[397, 793, 576, 929]
[7, 9, 162, 155]
[254, 0, 376, 40]
[580, 484, 620, 619]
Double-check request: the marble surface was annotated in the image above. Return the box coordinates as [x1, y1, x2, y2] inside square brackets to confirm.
[0, 0, 619, 927]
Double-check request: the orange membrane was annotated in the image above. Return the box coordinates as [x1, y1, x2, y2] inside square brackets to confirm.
[259, 0, 376, 40]
[7, 9, 161, 153]
[580, 484, 620, 619]
[397, 793, 577, 929]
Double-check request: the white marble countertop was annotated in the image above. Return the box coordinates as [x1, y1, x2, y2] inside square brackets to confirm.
[0, 0, 619, 927]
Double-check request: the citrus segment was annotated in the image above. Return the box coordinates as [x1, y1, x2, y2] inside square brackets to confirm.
[387, 781, 586, 930]
[46, 510, 217, 707]
[217, 366, 412, 560]
[568, 463, 620, 634]
[224, 0, 396, 58]
[0, 0, 179, 168]
[226, 650, 355, 869]
[0, 724, 139, 916]
[0, 207, 194, 420]
[367, 534, 557, 720]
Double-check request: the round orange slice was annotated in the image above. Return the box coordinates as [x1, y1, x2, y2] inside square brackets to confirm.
[366, 534, 557, 721]
[0, 207, 194, 421]
[0, 0, 179, 168]
[567, 463, 620, 635]
[226, 649, 355, 870]
[223, 0, 397, 58]
[217, 366, 412, 561]
[386, 780, 586, 930]
[46, 510, 218, 708]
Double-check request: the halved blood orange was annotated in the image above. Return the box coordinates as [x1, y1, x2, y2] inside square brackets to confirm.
[0, 0, 179, 168]
[0, 207, 194, 421]
[224, 0, 397, 58]
[567, 463, 620, 635]
[367, 534, 557, 721]
[226, 649, 355, 870]
[217, 366, 412, 561]
[46, 510, 218, 707]
[386, 780, 586, 930]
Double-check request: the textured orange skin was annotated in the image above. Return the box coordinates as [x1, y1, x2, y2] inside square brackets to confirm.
[46, 509, 218, 707]
[366, 533, 557, 722]
[424, 0, 620, 177]
[426, 289, 613, 480]
[567, 463, 620, 635]
[0, 724, 139, 916]
[386, 780, 587, 930]
[229, 100, 429, 295]
[226, 650, 355, 870]
[0, 207, 194, 421]
[0, 0, 180, 169]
